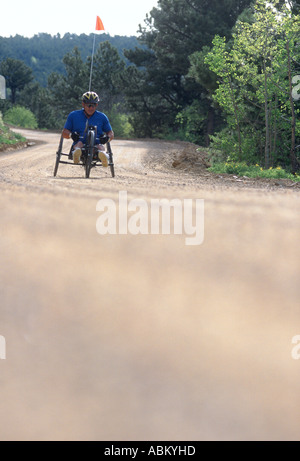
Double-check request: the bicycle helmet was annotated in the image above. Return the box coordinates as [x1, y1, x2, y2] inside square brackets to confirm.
[82, 91, 99, 104]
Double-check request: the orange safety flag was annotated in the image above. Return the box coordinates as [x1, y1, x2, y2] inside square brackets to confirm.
[96, 16, 105, 31]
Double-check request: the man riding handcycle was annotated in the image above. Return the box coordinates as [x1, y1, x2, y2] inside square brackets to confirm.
[54, 91, 115, 178]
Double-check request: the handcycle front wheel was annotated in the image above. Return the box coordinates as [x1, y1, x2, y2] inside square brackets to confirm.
[85, 129, 95, 178]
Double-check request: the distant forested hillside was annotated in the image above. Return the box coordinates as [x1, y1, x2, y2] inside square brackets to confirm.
[0, 33, 141, 86]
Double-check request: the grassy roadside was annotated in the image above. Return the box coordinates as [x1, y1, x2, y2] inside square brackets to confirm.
[208, 161, 300, 182]
[0, 113, 27, 151]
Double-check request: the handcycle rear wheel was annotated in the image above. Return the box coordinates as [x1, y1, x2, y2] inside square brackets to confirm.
[54, 135, 64, 177]
[107, 142, 115, 178]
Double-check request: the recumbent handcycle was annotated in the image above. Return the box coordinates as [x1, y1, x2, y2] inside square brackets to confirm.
[54, 125, 115, 179]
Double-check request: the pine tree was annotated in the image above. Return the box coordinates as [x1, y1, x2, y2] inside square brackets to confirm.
[124, 0, 253, 139]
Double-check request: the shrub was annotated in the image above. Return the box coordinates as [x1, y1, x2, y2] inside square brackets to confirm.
[106, 105, 133, 138]
[208, 161, 300, 182]
[0, 111, 26, 146]
[3, 106, 38, 129]
[208, 127, 263, 165]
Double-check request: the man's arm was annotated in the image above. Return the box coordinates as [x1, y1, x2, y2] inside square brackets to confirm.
[106, 130, 114, 141]
[62, 129, 71, 139]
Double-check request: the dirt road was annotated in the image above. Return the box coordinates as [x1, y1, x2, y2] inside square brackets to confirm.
[0, 128, 300, 441]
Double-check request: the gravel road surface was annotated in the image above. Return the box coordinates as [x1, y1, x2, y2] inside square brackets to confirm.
[0, 129, 300, 441]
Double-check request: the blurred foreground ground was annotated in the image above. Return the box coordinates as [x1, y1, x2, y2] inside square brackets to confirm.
[0, 129, 300, 441]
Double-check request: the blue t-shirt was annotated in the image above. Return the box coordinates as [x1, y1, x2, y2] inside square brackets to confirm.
[64, 109, 112, 144]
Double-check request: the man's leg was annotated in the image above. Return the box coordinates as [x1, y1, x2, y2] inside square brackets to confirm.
[73, 141, 84, 164]
[96, 144, 109, 167]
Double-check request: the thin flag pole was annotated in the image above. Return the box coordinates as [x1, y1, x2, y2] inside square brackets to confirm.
[89, 16, 105, 91]
[89, 34, 96, 91]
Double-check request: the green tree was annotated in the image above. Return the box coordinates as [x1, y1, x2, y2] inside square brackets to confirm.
[88, 41, 126, 112]
[124, 0, 253, 140]
[204, 36, 244, 157]
[276, 3, 300, 172]
[121, 65, 161, 138]
[0, 58, 33, 104]
[188, 46, 228, 146]
[18, 82, 60, 129]
[204, 0, 300, 170]
[48, 47, 88, 124]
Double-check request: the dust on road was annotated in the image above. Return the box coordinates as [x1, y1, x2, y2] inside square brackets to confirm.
[0, 129, 300, 441]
